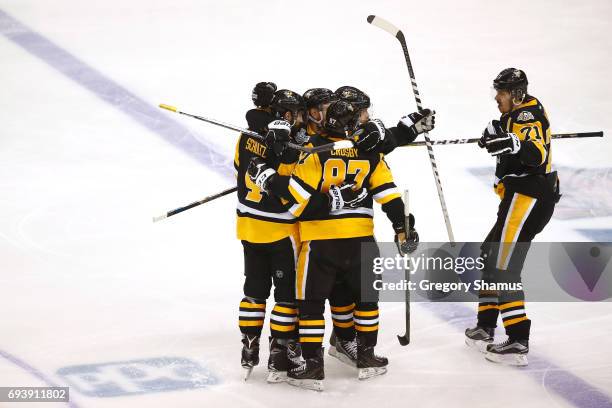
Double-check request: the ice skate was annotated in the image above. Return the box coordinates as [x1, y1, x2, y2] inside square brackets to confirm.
[241, 334, 260, 380]
[329, 331, 357, 367]
[287, 348, 324, 391]
[485, 338, 529, 366]
[465, 326, 495, 353]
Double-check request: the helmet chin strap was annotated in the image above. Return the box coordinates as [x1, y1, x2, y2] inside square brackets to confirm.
[308, 109, 323, 126]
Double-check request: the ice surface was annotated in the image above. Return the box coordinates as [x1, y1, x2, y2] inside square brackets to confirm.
[0, 0, 611, 407]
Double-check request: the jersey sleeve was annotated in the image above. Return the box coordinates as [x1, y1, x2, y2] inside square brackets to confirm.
[287, 153, 323, 218]
[369, 155, 402, 204]
[233, 136, 241, 178]
[511, 109, 547, 167]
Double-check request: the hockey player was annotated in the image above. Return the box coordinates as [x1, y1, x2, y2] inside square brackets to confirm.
[235, 87, 306, 382]
[300, 88, 361, 367]
[335, 86, 436, 155]
[465, 68, 559, 366]
[284, 100, 419, 390]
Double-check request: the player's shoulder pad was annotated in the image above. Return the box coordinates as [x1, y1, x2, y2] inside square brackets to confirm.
[512, 97, 545, 124]
[245, 108, 274, 132]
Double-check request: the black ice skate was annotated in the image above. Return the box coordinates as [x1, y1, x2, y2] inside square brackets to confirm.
[329, 331, 357, 367]
[485, 338, 529, 366]
[267, 337, 289, 383]
[287, 348, 324, 392]
[357, 340, 388, 380]
[241, 334, 260, 380]
[465, 326, 494, 353]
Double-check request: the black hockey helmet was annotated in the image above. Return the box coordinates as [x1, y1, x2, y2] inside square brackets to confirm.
[302, 88, 337, 109]
[270, 89, 306, 122]
[335, 86, 370, 110]
[323, 100, 359, 136]
[493, 68, 528, 104]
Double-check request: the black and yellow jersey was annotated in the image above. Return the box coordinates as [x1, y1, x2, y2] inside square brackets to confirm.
[495, 95, 555, 200]
[234, 110, 299, 243]
[287, 134, 403, 241]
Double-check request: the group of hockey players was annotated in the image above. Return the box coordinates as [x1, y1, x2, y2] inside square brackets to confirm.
[233, 68, 559, 390]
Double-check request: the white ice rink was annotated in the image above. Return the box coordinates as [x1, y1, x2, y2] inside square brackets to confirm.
[1, 0, 611, 407]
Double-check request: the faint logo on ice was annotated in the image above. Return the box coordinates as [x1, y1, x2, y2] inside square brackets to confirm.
[57, 357, 217, 397]
[550, 243, 612, 301]
[469, 166, 612, 223]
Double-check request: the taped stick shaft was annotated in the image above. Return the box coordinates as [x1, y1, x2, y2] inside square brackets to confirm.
[368, 15, 455, 244]
[158, 104, 353, 154]
[153, 186, 237, 222]
[405, 131, 603, 147]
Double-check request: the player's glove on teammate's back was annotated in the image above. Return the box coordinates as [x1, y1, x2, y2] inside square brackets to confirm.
[353, 119, 386, 153]
[265, 120, 291, 156]
[247, 157, 276, 192]
[394, 213, 419, 255]
[479, 120, 520, 156]
[328, 183, 368, 212]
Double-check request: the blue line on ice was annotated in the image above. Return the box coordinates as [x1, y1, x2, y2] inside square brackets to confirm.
[0, 8, 233, 180]
[423, 303, 612, 408]
[0, 349, 82, 408]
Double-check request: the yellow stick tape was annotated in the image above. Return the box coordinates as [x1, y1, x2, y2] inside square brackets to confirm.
[159, 104, 178, 112]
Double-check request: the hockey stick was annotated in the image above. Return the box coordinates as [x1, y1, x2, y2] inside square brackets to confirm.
[367, 15, 455, 244]
[152, 186, 237, 222]
[159, 104, 353, 154]
[405, 131, 603, 147]
[397, 189, 411, 346]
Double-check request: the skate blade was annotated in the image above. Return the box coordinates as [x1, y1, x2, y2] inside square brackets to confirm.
[329, 346, 357, 368]
[358, 366, 387, 380]
[485, 352, 528, 367]
[266, 370, 287, 383]
[242, 366, 254, 381]
[465, 337, 492, 353]
[287, 377, 324, 391]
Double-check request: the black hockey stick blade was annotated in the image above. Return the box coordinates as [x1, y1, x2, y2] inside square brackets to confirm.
[397, 334, 410, 346]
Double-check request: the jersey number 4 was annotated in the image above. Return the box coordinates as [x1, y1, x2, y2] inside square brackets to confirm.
[245, 173, 263, 203]
[321, 159, 371, 192]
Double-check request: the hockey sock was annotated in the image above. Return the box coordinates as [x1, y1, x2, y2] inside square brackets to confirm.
[270, 302, 298, 339]
[477, 290, 499, 328]
[299, 315, 325, 359]
[239, 297, 266, 336]
[499, 296, 530, 340]
[330, 302, 355, 341]
[354, 304, 379, 347]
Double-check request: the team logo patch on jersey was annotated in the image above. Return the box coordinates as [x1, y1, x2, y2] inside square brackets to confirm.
[517, 111, 535, 122]
[275, 270, 284, 279]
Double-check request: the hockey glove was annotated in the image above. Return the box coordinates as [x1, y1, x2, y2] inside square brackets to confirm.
[353, 119, 386, 153]
[393, 213, 419, 255]
[399, 109, 435, 135]
[293, 127, 310, 145]
[265, 120, 291, 156]
[247, 157, 276, 192]
[328, 183, 368, 212]
[480, 120, 521, 156]
[252, 82, 277, 108]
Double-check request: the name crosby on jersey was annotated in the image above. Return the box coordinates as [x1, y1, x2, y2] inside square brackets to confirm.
[245, 137, 267, 157]
[330, 147, 359, 158]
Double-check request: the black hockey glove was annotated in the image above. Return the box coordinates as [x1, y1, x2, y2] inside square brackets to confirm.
[252, 82, 277, 108]
[353, 119, 386, 153]
[398, 109, 435, 136]
[393, 213, 419, 255]
[479, 120, 520, 156]
[247, 157, 276, 192]
[328, 183, 368, 212]
[265, 120, 291, 156]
